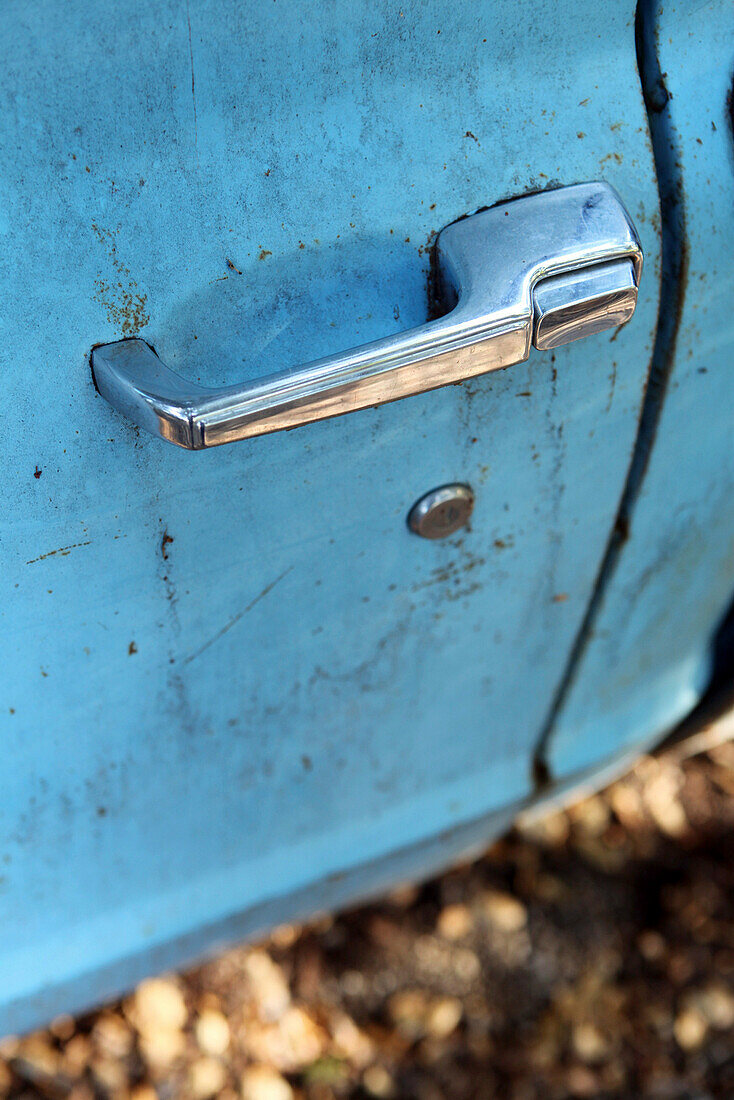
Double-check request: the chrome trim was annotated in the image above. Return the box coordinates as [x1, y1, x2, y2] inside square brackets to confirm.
[532, 258, 638, 351]
[91, 183, 643, 449]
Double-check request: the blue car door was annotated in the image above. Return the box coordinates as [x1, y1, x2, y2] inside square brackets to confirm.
[1, 0, 663, 1030]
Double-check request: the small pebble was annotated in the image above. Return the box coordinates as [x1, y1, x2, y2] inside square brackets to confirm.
[195, 1008, 230, 1056]
[673, 1008, 707, 1050]
[139, 1027, 186, 1071]
[13, 1033, 59, 1079]
[644, 767, 688, 837]
[565, 1065, 598, 1096]
[572, 1022, 609, 1064]
[363, 1064, 395, 1097]
[481, 890, 528, 933]
[637, 929, 666, 962]
[331, 1012, 373, 1067]
[91, 1053, 129, 1093]
[132, 978, 188, 1034]
[49, 1015, 76, 1041]
[243, 951, 291, 1022]
[387, 990, 429, 1039]
[684, 984, 734, 1030]
[436, 904, 472, 940]
[130, 1087, 158, 1100]
[240, 1064, 294, 1100]
[426, 996, 463, 1039]
[61, 1034, 92, 1076]
[190, 1055, 227, 1098]
[91, 1013, 134, 1058]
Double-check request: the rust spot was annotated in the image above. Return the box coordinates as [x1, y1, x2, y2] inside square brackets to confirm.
[128, 641, 138, 655]
[258, 249, 272, 261]
[161, 530, 174, 560]
[226, 258, 242, 274]
[91, 223, 149, 335]
[464, 130, 479, 143]
[552, 593, 569, 603]
[33, 466, 42, 479]
[417, 227, 437, 258]
[411, 550, 485, 602]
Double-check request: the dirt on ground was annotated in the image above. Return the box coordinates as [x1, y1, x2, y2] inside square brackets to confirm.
[2, 731, 733, 1100]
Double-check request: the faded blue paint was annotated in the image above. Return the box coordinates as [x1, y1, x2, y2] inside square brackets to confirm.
[0, 0, 660, 1032]
[546, 0, 734, 778]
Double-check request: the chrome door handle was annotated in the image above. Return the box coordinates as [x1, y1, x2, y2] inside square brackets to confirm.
[91, 182, 642, 449]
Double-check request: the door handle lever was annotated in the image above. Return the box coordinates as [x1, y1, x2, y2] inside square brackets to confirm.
[91, 182, 642, 449]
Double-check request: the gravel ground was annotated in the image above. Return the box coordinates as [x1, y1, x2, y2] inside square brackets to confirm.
[2, 730, 733, 1100]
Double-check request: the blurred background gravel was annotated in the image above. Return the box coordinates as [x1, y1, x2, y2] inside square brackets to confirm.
[2, 728, 733, 1100]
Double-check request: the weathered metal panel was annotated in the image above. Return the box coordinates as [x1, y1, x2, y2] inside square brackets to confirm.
[0, 0, 659, 1031]
[547, 0, 734, 776]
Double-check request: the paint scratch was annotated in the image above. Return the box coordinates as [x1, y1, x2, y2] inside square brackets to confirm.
[182, 567, 293, 665]
[185, 0, 198, 164]
[26, 541, 92, 565]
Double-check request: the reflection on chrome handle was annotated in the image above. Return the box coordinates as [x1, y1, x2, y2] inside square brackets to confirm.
[91, 182, 642, 450]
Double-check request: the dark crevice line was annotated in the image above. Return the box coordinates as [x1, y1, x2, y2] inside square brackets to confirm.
[531, 0, 688, 789]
